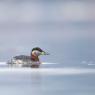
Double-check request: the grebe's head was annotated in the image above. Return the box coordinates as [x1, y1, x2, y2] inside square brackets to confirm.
[31, 47, 49, 57]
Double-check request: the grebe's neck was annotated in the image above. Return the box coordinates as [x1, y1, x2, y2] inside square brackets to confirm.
[31, 54, 39, 61]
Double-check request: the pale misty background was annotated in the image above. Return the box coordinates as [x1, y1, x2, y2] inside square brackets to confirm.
[0, 0, 95, 67]
[0, 1, 95, 95]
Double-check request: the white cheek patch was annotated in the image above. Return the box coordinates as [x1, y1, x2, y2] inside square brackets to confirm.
[32, 50, 40, 56]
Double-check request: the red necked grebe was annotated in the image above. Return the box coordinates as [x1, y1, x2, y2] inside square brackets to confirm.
[8, 47, 49, 68]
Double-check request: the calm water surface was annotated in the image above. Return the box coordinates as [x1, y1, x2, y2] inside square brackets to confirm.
[0, 66, 95, 95]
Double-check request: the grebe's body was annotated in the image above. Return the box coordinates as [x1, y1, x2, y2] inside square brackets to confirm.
[7, 47, 49, 68]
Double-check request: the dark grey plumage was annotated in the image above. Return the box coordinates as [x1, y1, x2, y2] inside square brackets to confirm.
[13, 55, 31, 62]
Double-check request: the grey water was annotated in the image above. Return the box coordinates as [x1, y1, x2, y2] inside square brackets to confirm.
[0, 68, 95, 95]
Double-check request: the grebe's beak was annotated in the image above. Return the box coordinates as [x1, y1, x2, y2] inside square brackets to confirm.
[41, 51, 50, 55]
